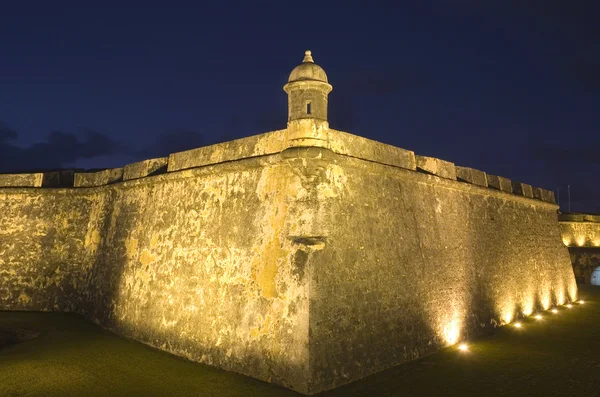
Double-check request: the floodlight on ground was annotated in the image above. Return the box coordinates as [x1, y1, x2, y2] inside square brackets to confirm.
[566, 304, 573, 309]
[534, 315, 542, 320]
[514, 322, 522, 328]
[458, 343, 468, 352]
[551, 309, 558, 314]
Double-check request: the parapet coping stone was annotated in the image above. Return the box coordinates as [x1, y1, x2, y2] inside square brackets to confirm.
[123, 157, 168, 181]
[415, 155, 456, 180]
[487, 174, 513, 194]
[456, 166, 488, 187]
[328, 129, 416, 171]
[74, 168, 124, 188]
[168, 129, 288, 173]
[0, 152, 560, 211]
[0, 128, 554, 206]
[559, 213, 600, 223]
[0, 173, 43, 187]
[532, 187, 555, 203]
[168, 128, 417, 173]
[512, 182, 534, 198]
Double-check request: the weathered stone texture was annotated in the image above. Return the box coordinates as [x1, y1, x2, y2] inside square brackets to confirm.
[532, 187, 555, 203]
[328, 129, 416, 171]
[512, 182, 534, 198]
[123, 158, 168, 181]
[308, 155, 576, 393]
[0, 134, 575, 395]
[456, 166, 488, 187]
[487, 174, 513, 193]
[0, 155, 313, 393]
[0, 173, 43, 187]
[559, 217, 600, 247]
[167, 130, 287, 172]
[416, 155, 457, 180]
[532, 187, 544, 201]
[74, 168, 123, 187]
[542, 189, 556, 203]
[0, 189, 93, 311]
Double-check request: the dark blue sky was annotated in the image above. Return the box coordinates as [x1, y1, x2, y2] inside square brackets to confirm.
[0, 1, 598, 212]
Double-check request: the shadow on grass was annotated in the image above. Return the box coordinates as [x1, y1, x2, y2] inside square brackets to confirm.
[0, 327, 39, 348]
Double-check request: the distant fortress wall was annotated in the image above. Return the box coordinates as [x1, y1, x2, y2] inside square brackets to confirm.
[0, 127, 577, 395]
[559, 214, 600, 248]
[558, 214, 600, 284]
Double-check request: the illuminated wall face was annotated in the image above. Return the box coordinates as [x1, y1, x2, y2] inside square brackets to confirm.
[309, 152, 576, 393]
[560, 222, 600, 248]
[0, 191, 95, 312]
[0, 155, 314, 394]
[0, 133, 577, 396]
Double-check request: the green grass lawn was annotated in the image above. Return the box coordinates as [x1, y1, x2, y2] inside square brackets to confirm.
[2, 285, 600, 397]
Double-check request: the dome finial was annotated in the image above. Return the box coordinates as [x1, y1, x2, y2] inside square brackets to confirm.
[303, 50, 314, 63]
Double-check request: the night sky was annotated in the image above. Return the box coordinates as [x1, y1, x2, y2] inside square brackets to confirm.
[1, 1, 598, 212]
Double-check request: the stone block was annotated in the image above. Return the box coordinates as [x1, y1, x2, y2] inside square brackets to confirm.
[123, 158, 168, 181]
[512, 182, 534, 198]
[415, 155, 457, 180]
[0, 173, 43, 187]
[532, 187, 544, 200]
[74, 168, 123, 187]
[42, 170, 75, 187]
[584, 214, 600, 223]
[540, 189, 556, 204]
[487, 175, 513, 193]
[558, 213, 584, 222]
[328, 129, 416, 171]
[456, 166, 488, 187]
[168, 130, 287, 172]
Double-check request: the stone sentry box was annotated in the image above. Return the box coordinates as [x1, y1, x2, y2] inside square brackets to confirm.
[0, 51, 576, 395]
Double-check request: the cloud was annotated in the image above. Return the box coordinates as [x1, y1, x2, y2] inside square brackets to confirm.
[136, 129, 207, 159]
[135, 110, 291, 160]
[0, 123, 123, 173]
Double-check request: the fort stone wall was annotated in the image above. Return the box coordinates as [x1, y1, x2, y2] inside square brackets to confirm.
[559, 214, 600, 284]
[308, 141, 576, 392]
[0, 131, 317, 393]
[0, 127, 577, 394]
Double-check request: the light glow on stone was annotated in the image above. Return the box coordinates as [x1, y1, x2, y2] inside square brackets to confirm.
[443, 319, 461, 345]
[502, 308, 514, 324]
[540, 291, 552, 310]
[568, 283, 578, 302]
[556, 289, 566, 306]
